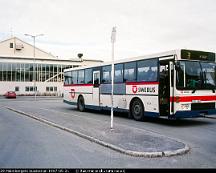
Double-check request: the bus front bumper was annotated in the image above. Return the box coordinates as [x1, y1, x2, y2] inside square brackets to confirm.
[173, 109, 216, 119]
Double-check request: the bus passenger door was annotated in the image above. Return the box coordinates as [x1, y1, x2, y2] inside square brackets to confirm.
[159, 60, 171, 116]
[159, 60, 174, 117]
[169, 61, 175, 116]
[92, 71, 100, 107]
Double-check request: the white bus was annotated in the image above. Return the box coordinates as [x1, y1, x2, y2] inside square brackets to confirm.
[63, 49, 216, 120]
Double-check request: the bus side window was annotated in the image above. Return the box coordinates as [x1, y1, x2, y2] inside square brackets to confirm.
[94, 78, 99, 85]
[85, 68, 93, 84]
[102, 65, 111, 84]
[64, 71, 72, 85]
[93, 72, 100, 87]
[78, 70, 85, 84]
[124, 61, 136, 82]
[176, 64, 184, 88]
[114, 64, 123, 83]
[71, 71, 77, 84]
[137, 59, 158, 82]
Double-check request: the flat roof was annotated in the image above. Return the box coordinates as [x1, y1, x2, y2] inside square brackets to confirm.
[0, 55, 103, 63]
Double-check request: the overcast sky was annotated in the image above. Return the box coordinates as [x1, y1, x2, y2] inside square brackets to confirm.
[0, 0, 216, 61]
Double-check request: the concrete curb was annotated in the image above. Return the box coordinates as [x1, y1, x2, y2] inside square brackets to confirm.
[6, 106, 190, 158]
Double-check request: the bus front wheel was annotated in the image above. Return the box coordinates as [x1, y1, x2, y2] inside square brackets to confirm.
[130, 98, 145, 121]
[78, 96, 85, 112]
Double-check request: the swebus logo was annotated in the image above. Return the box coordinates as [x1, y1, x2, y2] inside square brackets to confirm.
[132, 86, 156, 94]
[132, 86, 138, 93]
[70, 89, 75, 98]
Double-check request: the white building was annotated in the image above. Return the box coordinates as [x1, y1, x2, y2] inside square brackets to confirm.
[0, 37, 103, 96]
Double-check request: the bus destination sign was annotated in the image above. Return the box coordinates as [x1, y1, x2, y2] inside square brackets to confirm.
[181, 49, 215, 62]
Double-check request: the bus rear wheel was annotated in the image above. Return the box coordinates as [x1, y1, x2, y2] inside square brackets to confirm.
[78, 96, 85, 112]
[131, 98, 145, 121]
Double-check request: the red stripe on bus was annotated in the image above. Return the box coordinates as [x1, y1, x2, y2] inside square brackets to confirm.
[126, 81, 159, 85]
[64, 84, 93, 87]
[170, 95, 216, 102]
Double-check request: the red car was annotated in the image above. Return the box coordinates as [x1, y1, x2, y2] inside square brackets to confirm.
[5, 91, 16, 99]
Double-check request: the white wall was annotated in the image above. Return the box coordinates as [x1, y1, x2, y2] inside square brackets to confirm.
[0, 81, 63, 96]
[0, 37, 56, 59]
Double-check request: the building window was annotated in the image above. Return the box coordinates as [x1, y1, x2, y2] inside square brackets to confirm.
[25, 86, 37, 92]
[30, 87, 34, 92]
[54, 87, 57, 91]
[50, 87, 53, 92]
[25, 87, 29, 92]
[10, 43, 13, 48]
[0, 62, 78, 83]
[46, 86, 57, 92]
[15, 86, 19, 92]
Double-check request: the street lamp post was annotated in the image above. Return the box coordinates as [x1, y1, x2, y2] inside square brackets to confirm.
[111, 27, 116, 129]
[24, 34, 44, 101]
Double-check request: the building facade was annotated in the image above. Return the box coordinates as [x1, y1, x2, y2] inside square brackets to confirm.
[0, 37, 103, 96]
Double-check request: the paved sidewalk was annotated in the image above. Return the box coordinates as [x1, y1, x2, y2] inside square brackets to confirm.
[6, 105, 189, 157]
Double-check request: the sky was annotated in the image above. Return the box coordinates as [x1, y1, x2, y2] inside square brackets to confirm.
[0, 0, 216, 61]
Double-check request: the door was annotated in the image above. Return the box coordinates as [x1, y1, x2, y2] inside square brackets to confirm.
[92, 70, 100, 106]
[159, 60, 174, 116]
[169, 61, 175, 116]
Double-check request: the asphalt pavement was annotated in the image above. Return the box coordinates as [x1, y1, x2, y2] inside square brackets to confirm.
[0, 107, 119, 168]
[1, 98, 216, 168]
[3, 99, 189, 157]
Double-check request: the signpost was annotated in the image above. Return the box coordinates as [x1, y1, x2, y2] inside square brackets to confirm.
[111, 27, 116, 129]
